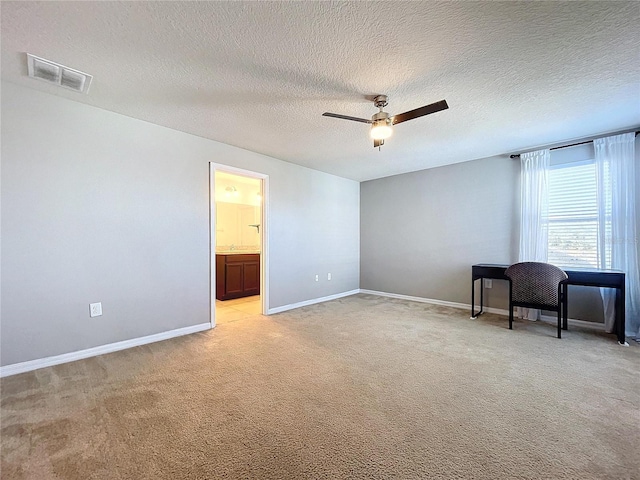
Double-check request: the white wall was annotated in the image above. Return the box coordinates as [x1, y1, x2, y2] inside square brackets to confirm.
[0, 81, 360, 367]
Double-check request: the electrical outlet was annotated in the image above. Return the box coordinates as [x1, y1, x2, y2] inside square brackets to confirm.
[327, 273, 332, 280]
[315, 275, 319, 282]
[90, 302, 102, 317]
[484, 279, 493, 289]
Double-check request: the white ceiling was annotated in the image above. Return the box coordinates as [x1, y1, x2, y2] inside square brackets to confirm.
[2, 1, 639, 182]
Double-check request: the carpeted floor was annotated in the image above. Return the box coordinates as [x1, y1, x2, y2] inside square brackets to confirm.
[1, 293, 639, 479]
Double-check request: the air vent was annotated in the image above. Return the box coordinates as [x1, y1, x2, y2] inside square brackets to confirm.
[27, 54, 92, 94]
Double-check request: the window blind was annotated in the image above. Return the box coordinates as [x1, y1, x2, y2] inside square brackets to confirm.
[547, 160, 598, 268]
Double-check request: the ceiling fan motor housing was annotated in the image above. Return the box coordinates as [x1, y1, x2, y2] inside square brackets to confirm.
[371, 110, 391, 124]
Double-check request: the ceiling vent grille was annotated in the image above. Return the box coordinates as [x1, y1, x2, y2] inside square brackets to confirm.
[27, 54, 92, 94]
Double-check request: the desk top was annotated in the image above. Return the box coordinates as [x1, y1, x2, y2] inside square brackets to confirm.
[472, 263, 625, 288]
[473, 263, 624, 275]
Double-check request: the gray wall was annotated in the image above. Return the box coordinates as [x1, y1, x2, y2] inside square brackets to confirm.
[361, 155, 519, 310]
[1, 81, 360, 366]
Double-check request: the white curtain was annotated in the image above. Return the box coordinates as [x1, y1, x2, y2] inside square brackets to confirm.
[594, 133, 639, 339]
[518, 149, 550, 320]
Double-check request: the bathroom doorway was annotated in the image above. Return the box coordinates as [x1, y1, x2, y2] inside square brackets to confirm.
[210, 163, 268, 326]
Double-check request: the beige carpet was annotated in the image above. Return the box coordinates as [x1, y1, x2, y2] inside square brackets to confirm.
[1, 294, 639, 479]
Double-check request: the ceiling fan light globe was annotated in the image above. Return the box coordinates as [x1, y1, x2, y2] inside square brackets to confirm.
[370, 123, 393, 140]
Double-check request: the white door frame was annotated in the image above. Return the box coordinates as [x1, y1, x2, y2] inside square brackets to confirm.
[209, 163, 269, 327]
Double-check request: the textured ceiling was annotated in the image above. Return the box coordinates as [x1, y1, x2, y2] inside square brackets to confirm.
[2, 1, 639, 181]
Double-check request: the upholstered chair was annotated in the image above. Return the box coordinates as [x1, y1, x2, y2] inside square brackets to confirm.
[504, 262, 568, 338]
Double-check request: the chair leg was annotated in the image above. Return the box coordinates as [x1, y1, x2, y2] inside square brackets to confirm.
[557, 308, 561, 339]
[509, 303, 513, 330]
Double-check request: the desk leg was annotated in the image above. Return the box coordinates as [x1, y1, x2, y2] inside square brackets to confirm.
[471, 278, 475, 318]
[471, 277, 484, 319]
[616, 286, 626, 345]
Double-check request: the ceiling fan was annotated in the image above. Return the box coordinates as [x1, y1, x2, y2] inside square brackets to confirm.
[322, 95, 449, 149]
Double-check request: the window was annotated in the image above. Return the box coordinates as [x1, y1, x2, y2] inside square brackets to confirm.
[547, 159, 600, 268]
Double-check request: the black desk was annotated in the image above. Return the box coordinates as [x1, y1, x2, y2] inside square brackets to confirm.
[471, 264, 626, 344]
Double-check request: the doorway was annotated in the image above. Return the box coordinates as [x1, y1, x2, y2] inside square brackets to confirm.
[210, 163, 268, 327]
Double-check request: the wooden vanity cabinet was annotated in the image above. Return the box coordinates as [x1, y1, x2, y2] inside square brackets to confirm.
[216, 254, 260, 300]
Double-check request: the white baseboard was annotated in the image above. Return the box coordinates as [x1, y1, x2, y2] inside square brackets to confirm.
[358, 289, 512, 314]
[359, 289, 606, 331]
[539, 314, 606, 331]
[0, 323, 212, 378]
[359, 289, 468, 310]
[268, 289, 360, 315]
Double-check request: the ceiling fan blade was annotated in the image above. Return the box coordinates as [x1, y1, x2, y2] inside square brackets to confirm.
[392, 100, 449, 125]
[322, 112, 372, 124]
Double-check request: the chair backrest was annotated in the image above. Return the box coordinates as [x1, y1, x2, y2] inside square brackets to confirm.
[504, 262, 568, 307]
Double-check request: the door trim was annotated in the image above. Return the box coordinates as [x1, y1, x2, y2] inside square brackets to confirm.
[209, 163, 269, 327]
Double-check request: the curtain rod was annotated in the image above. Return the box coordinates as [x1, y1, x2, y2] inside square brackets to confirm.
[509, 130, 640, 159]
